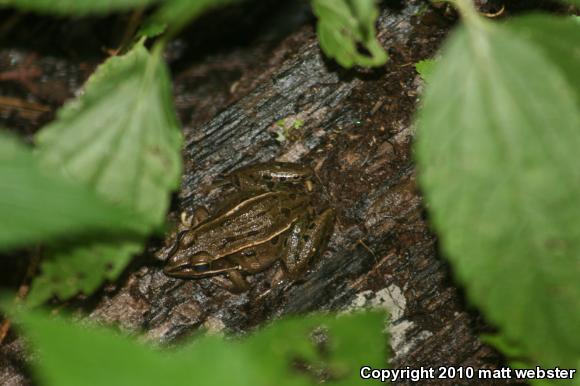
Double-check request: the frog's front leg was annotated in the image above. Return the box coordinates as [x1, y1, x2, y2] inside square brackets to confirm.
[211, 270, 249, 293]
[280, 208, 335, 280]
[226, 162, 314, 191]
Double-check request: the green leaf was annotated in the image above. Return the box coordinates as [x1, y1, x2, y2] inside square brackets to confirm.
[506, 14, 580, 107]
[0, 0, 159, 15]
[557, 0, 580, 7]
[312, 0, 388, 68]
[240, 313, 387, 385]
[137, 19, 167, 39]
[0, 132, 146, 251]
[482, 334, 527, 360]
[26, 241, 141, 306]
[36, 41, 182, 228]
[415, 58, 437, 83]
[415, 20, 580, 369]
[153, 0, 239, 36]
[13, 308, 386, 386]
[30, 41, 182, 304]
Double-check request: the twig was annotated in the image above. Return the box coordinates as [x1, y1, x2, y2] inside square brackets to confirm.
[0, 95, 50, 120]
[481, 4, 505, 18]
[357, 238, 378, 264]
[117, 8, 145, 54]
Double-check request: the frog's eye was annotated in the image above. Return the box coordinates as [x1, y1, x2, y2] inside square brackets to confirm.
[193, 263, 211, 273]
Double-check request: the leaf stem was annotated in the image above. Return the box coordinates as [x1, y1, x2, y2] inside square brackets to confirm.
[450, 0, 485, 28]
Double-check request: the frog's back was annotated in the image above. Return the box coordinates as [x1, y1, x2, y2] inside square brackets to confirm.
[185, 191, 308, 258]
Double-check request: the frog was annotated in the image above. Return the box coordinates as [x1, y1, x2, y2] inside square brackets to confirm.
[163, 162, 335, 293]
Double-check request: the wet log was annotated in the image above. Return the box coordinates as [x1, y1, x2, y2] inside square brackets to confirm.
[1, 1, 520, 385]
[90, 2, 513, 384]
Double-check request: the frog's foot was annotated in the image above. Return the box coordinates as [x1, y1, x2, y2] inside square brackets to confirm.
[158, 228, 187, 261]
[210, 270, 249, 294]
[180, 207, 209, 229]
[269, 265, 289, 288]
[191, 207, 209, 226]
[281, 208, 335, 280]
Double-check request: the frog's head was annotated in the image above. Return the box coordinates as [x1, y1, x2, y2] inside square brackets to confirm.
[164, 251, 239, 278]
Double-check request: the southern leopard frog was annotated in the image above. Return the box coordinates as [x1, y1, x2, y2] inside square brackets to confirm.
[163, 162, 335, 293]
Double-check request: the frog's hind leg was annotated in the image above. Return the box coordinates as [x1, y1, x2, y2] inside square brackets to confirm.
[281, 208, 335, 280]
[226, 162, 314, 192]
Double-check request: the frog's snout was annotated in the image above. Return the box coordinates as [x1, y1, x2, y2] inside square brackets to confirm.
[163, 253, 188, 277]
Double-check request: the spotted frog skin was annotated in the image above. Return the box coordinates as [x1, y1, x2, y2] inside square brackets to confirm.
[163, 162, 335, 293]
